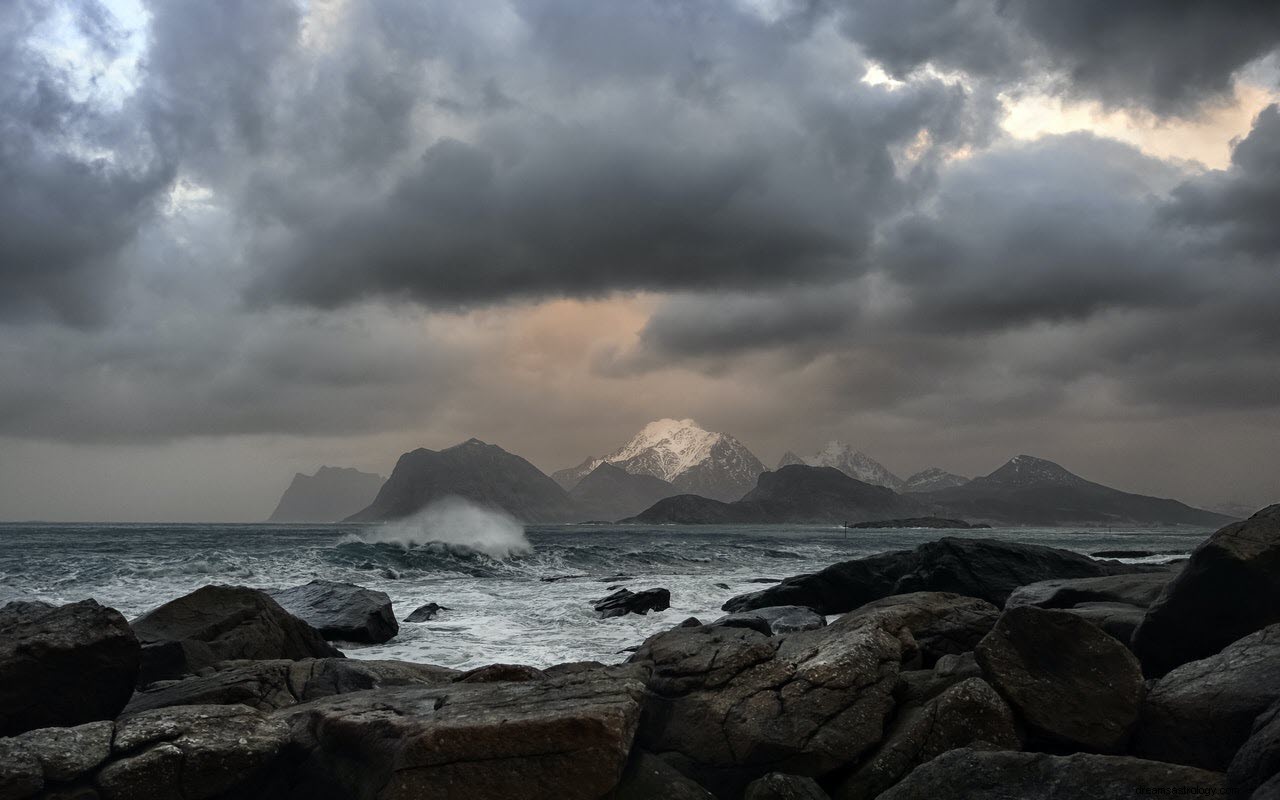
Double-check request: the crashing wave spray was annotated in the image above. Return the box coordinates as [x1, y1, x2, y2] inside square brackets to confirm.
[358, 497, 531, 559]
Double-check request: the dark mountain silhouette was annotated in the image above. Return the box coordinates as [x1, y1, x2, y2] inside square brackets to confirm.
[925, 454, 1233, 526]
[344, 439, 578, 523]
[624, 465, 923, 524]
[567, 463, 679, 522]
[267, 466, 384, 523]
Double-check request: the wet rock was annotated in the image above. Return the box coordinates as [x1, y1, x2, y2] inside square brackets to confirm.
[269, 579, 398, 644]
[97, 704, 288, 800]
[724, 538, 1151, 614]
[744, 772, 830, 799]
[0, 721, 114, 797]
[711, 606, 827, 636]
[612, 752, 715, 799]
[976, 606, 1142, 753]
[456, 663, 546, 683]
[277, 664, 647, 800]
[130, 585, 342, 684]
[0, 600, 140, 736]
[1134, 505, 1280, 678]
[1134, 623, 1280, 770]
[123, 657, 458, 714]
[834, 677, 1018, 800]
[593, 588, 671, 618]
[628, 619, 902, 795]
[404, 602, 449, 622]
[1006, 570, 1175, 611]
[876, 748, 1224, 800]
[1062, 601, 1146, 645]
[1228, 700, 1280, 795]
[833, 592, 999, 667]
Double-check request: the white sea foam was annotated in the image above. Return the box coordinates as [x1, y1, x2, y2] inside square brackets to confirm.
[355, 497, 531, 559]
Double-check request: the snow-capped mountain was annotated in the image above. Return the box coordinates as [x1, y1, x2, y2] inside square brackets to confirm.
[551, 418, 765, 501]
[904, 467, 970, 493]
[780, 441, 906, 492]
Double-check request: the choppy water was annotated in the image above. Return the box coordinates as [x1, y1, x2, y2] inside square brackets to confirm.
[0, 520, 1210, 669]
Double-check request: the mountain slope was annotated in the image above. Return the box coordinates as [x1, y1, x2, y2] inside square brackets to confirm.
[925, 454, 1233, 526]
[625, 465, 923, 524]
[784, 441, 906, 491]
[904, 467, 970, 493]
[345, 439, 578, 523]
[568, 463, 679, 522]
[554, 419, 765, 501]
[267, 466, 384, 523]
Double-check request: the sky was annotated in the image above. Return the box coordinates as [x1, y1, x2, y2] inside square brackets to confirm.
[1, 0, 1279, 522]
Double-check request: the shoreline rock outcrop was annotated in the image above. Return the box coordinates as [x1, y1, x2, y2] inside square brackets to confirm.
[268, 579, 398, 644]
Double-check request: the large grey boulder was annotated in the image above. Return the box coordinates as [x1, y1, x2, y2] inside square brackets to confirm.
[1228, 700, 1280, 795]
[833, 677, 1019, 800]
[130, 585, 342, 684]
[0, 600, 140, 736]
[711, 606, 827, 636]
[268, 580, 398, 643]
[123, 657, 458, 714]
[976, 606, 1143, 753]
[612, 752, 716, 800]
[98, 704, 288, 800]
[1005, 569, 1176, 611]
[276, 664, 647, 800]
[627, 618, 903, 795]
[744, 772, 830, 799]
[832, 592, 999, 667]
[1135, 623, 1280, 770]
[876, 748, 1224, 800]
[593, 588, 671, 618]
[724, 538, 1154, 614]
[0, 720, 113, 796]
[1134, 505, 1280, 677]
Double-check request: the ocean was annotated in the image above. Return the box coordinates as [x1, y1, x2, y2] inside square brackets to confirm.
[0, 516, 1210, 670]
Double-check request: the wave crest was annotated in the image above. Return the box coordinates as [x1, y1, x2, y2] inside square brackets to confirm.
[350, 497, 531, 560]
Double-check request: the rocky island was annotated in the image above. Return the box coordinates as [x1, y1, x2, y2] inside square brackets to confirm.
[2, 505, 1278, 799]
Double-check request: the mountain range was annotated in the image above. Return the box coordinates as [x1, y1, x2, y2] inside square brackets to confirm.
[267, 466, 384, 523]
[270, 419, 1234, 528]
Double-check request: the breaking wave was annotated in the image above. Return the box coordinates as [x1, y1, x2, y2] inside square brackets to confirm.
[343, 497, 532, 560]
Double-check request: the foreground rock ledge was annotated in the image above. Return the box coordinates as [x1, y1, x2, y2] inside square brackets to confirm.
[275, 663, 648, 800]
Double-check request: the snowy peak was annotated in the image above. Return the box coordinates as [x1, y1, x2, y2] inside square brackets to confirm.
[904, 467, 970, 493]
[793, 441, 906, 492]
[982, 455, 1090, 488]
[555, 418, 765, 501]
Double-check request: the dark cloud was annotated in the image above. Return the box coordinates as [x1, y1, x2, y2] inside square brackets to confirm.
[835, 0, 1280, 115]
[0, 0, 173, 325]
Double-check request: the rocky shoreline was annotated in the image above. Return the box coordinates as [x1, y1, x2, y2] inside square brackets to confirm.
[2, 505, 1278, 799]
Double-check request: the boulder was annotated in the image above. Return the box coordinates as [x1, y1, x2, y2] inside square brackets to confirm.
[0, 721, 113, 795]
[832, 592, 999, 667]
[130, 585, 342, 684]
[1134, 505, 1280, 677]
[123, 657, 458, 714]
[612, 752, 716, 800]
[724, 538, 1152, 614]
[1228, 700, 1280, 795]
[456, 663, 546, 683]
[404, 602, 449, 622]
[268, 580, 398, 644]
[833, 678, 1019, 800]
[1134, 623, 1280, 770]
[1006, 570, 1175, 611]
[1061, 602, 1146, 645]
[0, 600, 140, 736]
[711, 606, 827, 636]
[876, 748, 1224, 800]
[744, 773, 830, 799]
[628, 619, 903, 795]
[276, 664, 647, 800]
[975, 606, 1143, 753]
[97, 704, 288, 800]
[593, 588, 671, 618]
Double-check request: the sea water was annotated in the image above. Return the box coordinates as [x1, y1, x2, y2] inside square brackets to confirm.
[0, 518, 1209, 670]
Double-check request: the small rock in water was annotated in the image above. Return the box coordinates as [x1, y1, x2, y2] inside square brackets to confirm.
[592, 588, 671, 619]
[404, 602, 450, 623]
[381, 567, 401, 580]
[714, 582, 730, 590]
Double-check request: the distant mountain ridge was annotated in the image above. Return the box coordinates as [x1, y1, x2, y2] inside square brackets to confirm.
[268, 466, 384, 523]
[568, 463, 679, 522]
[625, 465, 923, 524]
[345, 439, 577, 523]
[779, 441, 906, 492]
[921, 454, 1232, 527]
[904, 467, 970, 493]
[552, 419, 765, 502]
